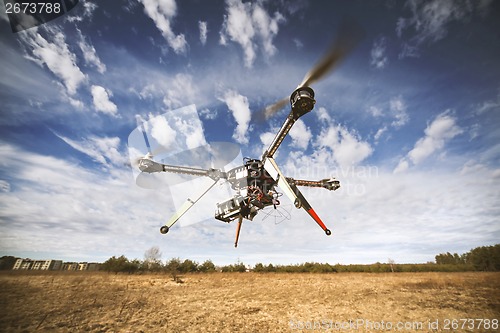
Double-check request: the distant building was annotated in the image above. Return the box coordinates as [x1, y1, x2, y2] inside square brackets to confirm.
[87, 263, 100, 271]
[13, 258, 33, 270]
[62, 262, 79, 271]
[42, 260, 63, 270]
[11, 258, 99, 271]
[13, 259, 65, 271]
[77, 262, 101, 271]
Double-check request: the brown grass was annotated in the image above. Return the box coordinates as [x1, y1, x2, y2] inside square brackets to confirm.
[0, 272, 498, 332]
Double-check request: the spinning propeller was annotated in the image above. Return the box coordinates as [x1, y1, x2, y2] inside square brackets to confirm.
[134, 142, 240, 189]
[258, 19, 364, 121]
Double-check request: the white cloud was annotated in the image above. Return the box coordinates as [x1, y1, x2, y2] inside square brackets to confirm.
[148, 114, 177, 150]
[90, 85, 118, 116]
[0, 180, 10, 192]
[139, 0, 188, 54]
[408, 113, 462, 164]
[76, 29, 106, 74]
[199, 108, 218, 120]
[315, 124, 373, 170]
[1, 135, 499, 266]
[293, 38, 303, 49]
[138, 83, 158, 100]
[366, 96, 409, 141]
[370, 36, 388, 69]
[199, 21, 208, 45]
[255, 130, 275, 158]
[395, 112, 463, 173]
[56, 134, 127, 169]
[68, 97, 84, 109]
[20, 28, 87, 95]
[316, 107, 332, 123]
[171, 107, 208, 149]
[393, 158, 409, 174]
[289, 119, 312, 150]
[368, 106, 383, 117]
[133, 106, 207, 161]
[332, 127, 373, 169]
[474, 91, 500, 115]
[66, 1, 98, 22]
[0, 143, 170, 261]
[163, 73, 197, 109]
[259, 131, 275, 147]
[220, 0, 285, 67]
[374, 126, 387, 142]
[389, 96, 409, 128]
[219, 89, 252, 144]
[278, 143, 500, 264]
[396, 0, 494, 58]
[252, 4, 283, 57]
[310, 108, 373, 169]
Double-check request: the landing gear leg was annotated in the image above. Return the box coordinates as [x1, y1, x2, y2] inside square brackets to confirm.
[234, 215, 243, 248]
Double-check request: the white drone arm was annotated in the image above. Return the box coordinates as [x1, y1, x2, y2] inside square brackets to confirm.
[159, 179, 219, 234]
[138, 157, 165, 173]
[138, 157, 213, 178]
[263, 157, 331, 235]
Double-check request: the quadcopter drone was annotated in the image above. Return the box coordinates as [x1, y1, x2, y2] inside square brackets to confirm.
[135, 22, 361, 247]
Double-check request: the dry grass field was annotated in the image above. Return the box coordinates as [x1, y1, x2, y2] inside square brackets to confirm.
[0, 272, 499, 332]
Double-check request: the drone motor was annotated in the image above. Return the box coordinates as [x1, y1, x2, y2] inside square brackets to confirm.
[290, 86, 315, 119]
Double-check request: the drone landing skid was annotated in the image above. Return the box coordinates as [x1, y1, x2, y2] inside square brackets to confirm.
[234, 215, 243, 248]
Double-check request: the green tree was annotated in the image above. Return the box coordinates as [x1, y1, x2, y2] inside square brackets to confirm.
[221, 262, 246, 272]
[180, 259, 198, 273]
[101, 255, 138, 273]
[0, 256, 17, 270]
[466, 245, 500, 271]
[198, 260, 216, 272]
[165, 258, 181, 273]
[253, 263, 265, 272]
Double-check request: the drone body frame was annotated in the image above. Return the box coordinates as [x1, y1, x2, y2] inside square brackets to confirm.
[136, 20, 363, 246]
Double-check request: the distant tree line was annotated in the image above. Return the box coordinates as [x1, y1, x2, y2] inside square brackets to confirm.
[9, 244, 497, 274]
[100, 255, 218, 274]
[435, 244, 500, 271]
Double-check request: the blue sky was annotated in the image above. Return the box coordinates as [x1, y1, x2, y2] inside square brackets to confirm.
[0, 0, 499, 265]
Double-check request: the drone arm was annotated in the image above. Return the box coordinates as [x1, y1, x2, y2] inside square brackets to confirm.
[139, 158, 226, 179]
[287, 177, 340, 191]
[262, 114, 296, 160]
[263, 158, 331, 235]
[262, 87, 316, 160]
[160, 179, 219, 234]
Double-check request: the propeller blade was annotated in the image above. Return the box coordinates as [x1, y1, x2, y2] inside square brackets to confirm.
[136, 171, 196, 189]
[159, 142, 240, 170]
[299, 19, 364, 88]
[254, 20, 363, 122]
[258, 97, 288, 121]
[134, 142, 240, 189]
